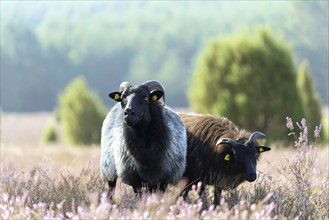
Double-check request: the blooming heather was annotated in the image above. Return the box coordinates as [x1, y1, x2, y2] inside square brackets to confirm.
[286, 117, 294, 130]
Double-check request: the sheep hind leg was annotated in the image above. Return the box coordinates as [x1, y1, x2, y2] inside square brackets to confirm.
[179, 180, 206, 202]
[179, 185, 190, 200]
[133, 184, 143, 199]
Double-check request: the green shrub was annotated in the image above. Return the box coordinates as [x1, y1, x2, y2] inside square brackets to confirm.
[188, 28, 304, 140]
[57, 76, 107, 145]
[42, 123, 57, 144]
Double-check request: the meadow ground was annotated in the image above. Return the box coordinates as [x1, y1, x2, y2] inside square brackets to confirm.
[1, 112, 328, 219]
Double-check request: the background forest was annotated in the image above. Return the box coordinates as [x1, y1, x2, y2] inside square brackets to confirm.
[1, 1, 328, 112]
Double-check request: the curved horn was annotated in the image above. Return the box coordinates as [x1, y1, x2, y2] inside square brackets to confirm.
[119, 81, 131, 92]
[143, 80, 165, 103]
[143, 80, 165, 92]
[246, 131, 266, 145]
[216, 138, 239, 147]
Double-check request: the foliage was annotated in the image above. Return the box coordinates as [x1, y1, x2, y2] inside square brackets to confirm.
[189, 28, 304, 140]
[297, 60, 322, 137]
[1, 118, 328, 219]
[0, 165, 107, 219]
[279, 117, 323, 218]
[57, 76, 107, 145]
[42, 123, 57, 144]
[1, 1, 328, 112]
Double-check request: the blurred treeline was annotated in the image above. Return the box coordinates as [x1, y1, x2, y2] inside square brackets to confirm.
[1, 1, 328, 112]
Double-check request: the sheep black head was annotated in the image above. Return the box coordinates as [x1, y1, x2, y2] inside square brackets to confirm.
[109, 80, 165, 126]
[216, 131, 271, 182]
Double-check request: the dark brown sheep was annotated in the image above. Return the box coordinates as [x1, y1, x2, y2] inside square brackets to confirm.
[179, 113, 270, 205]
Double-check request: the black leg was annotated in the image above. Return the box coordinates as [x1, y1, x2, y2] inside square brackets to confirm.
[180, 184, 191, 199]
[133, 186, 143, 200]
[180, 179, 205, 202]
[157, 183, 166, 192]
[133, 186, 140, 194]
[107, 179, 117, 199]
[108, 179, 116, 188]
[213, 186, 222, 205]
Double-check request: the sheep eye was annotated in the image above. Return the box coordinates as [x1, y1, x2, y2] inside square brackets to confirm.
[121, 96, 127, 106]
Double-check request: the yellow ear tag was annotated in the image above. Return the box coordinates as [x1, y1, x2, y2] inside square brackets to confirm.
[259, 147, 264, 152]
[114, 93, 121, 100]
[151, 95, 157, 101]
[224, 154, 230, 161]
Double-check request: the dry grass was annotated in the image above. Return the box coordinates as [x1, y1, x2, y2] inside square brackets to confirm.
[1, 113, 328, 219]
[1, 112, 54, 145]
[1, 112, 101, 175]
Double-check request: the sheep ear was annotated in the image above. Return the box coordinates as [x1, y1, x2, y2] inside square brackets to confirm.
[150, 91, 164, 102]
[109, 92, 122, 102]
[224, 154, 231, 161]
[256, 146, 271, 153]
[219, 151, 234, 162]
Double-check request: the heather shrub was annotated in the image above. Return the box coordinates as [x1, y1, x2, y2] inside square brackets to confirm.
[1, 117, 328, 219]
[274, 117, 328, 219]
[0, 165, 108, 218]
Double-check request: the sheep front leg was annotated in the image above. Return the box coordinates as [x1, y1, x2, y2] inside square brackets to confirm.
[158, 183, 167, 192]
[107, 179, 117, 199]
[148, 183, 167, 193]
[214, 185, 222, 205]
[132, 185, 144, 200]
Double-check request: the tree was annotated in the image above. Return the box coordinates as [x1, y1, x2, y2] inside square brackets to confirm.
[289, 1, 329, 107]
[297, 60, 322, 133]
[58, 76, 107, 145]
[188, 28, 304, 140]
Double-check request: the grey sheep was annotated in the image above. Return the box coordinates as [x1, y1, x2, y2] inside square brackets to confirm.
[100, 80, 187, 194]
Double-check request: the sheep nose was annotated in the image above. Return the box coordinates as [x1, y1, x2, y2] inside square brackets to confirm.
[245, 173, 257, 182]
[124, 108, 135, 116]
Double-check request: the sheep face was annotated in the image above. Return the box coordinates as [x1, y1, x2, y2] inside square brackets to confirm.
[217, 138, 271, 182]
[109, 85, 164, 127]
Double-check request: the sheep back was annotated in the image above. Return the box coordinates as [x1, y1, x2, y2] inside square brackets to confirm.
[179, 113, 251, 184]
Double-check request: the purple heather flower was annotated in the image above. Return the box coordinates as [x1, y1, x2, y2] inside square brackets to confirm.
[303, 126, 308, 144]
[301, 118, 307, 128]
[305, 179, 312, 188]
[286, 117, 294, 130]
[197, 181, 202, 192]
[314, 124, 322, 138]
